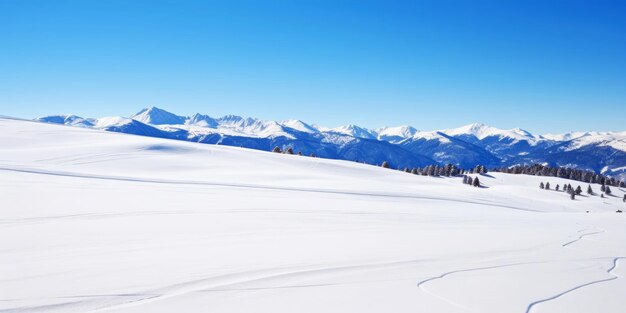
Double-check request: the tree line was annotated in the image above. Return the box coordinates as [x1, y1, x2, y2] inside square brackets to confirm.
[492, 164, 625, 187]
[271, 146, 624, 190]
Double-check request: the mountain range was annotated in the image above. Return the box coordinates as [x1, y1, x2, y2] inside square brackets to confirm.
[35, 106, 626, 179]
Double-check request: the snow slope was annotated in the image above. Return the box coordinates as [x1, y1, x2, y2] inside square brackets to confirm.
[1, 117, 626, 313]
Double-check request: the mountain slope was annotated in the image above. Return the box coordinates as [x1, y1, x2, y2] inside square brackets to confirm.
[2, 117, 626, 313]
[401, 131, 501, 168]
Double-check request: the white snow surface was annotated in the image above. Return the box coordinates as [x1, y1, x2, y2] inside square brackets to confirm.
[2, 117, 626, 313]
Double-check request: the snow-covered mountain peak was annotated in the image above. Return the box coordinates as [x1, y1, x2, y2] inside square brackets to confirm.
[187, 113, 217, 128]
[211, 115, 294, 138]
[410, 130, 452, 143]
[94, 116, 134, 128]
[375, 125, 418, 143]
[541, 132, 589, 141]
[559, 131, 626, 152]
[444, 123, 536, 142]
[326, 124, 376, 139]
[36, 114, 95, 127]
[132, 106, 186, 125]
[216, 114, 246, 125]
[376, 125, 418, 137]
[281, 119, 319, 134]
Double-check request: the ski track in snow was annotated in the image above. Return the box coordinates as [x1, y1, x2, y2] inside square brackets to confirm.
[525, 257, 624, 313]
[562, 229, 605, 247]
[415, 227, 613, 312]
[1, 259, 432, 313]
[416, 261, 549, 312]
[0, 165, 539, 212]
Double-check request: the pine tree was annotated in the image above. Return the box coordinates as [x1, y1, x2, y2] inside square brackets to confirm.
[285, 147, 294, 154]
[297, 151, 303, 156]
[381, 161, 390, 168]
[473, 177, 480, 187]
[623, 194, 626, 202]
[467, 177, 473, 186]
[539, 182, 545, 189]
[605, 186, 612, 195]
[309, 153, 316, 157]
[545, 182, 550, 190]
[570, 192, 575, 200]
[601, 184, 606, 192]
[575, 185, 582, 195]
[555, 184, 560, 191]
[462, 175, 468, 184]
[272, 146, 282, 153]
[587, 185, 593, 195]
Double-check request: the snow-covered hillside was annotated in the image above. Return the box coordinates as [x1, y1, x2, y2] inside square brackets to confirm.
[34, 107, 626, 179]
[2, 117, 626, 313]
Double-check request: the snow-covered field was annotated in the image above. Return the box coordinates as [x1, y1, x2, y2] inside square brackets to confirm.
[1, 117, 625, 313]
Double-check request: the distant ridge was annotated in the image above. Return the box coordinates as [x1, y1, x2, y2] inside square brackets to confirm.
[34, 107, 626, 179]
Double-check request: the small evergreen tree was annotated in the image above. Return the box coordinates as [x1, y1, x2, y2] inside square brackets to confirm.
[462, 175, 468, 184]
[545, 182, 550, 190]
[575, 185, 582, 195]
[272, 146, 282, 153]
[309, 153, 316, 157]
[623, 194, 626, 202]
[539, 182, 545, 189]
[555, 184, 560, 191]
[285, 147, 294, 154]
[473, 177, 480, 187]
[468, 177, 473, 186]
[605, 186, 612, 195]
[587, 185, 593, 195]
[381, 161, 390, 168]
[297, 151, 303, 156]
[570, 192, 575, 200]
[601, 184, 606, 192]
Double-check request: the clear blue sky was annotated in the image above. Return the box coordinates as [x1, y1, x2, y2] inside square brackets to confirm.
[1, 0, 624, 133]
